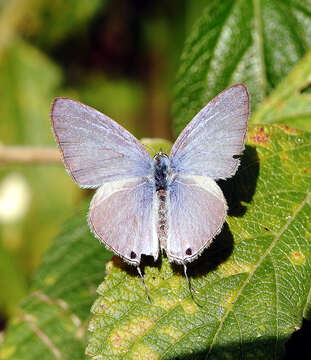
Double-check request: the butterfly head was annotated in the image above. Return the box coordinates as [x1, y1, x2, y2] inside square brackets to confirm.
[153, 151, 168, 161]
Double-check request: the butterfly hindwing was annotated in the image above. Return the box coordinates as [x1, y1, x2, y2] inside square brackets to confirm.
[165, 174, 227, 264]
[88, 177, 159, 265]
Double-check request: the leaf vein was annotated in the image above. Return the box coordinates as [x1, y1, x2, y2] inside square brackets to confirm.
[206, 191, 311, 358]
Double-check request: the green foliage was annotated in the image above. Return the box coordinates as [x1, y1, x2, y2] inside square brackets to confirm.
[0, 39, 61, 144]
[2, 125, 310, 359]
[1, 0, 311, 359]
[86, 125, 311, 359]
[0, 39, 78, 313]
[173, 0, 311, 135]
[0, 243, 27, 317]
[0, 205, 112, 360]
[252, 50, 311, 131]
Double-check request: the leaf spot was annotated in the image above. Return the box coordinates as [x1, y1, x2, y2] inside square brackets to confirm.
[218, 261, 253, 278]
[153, 296, 176, 310]
[180, 299, 198, 314]
[109, 317, 153, 353]
[159, 326, 183, 342]
[224, 291, 239, 310]
[167, 276, 182, 291]
[130, 343, 160, 360]
[275, 124, 302, 135]
[289, 251, 306, 265]
[250, 127, 269, 144]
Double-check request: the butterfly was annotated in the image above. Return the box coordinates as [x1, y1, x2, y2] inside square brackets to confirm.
[51, 84, 249, 293]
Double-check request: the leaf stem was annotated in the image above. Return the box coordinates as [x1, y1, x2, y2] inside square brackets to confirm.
[0, 145, 61, 165]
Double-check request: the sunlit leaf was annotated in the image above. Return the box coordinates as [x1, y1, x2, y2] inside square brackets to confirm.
[86, 125, 311, 359]
[173, 0, 311, 135]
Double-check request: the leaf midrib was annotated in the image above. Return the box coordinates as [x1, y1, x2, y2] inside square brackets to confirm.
[206, 190, 311, 358]
[252, 0, 267, 94]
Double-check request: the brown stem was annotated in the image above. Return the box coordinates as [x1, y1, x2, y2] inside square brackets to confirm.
[0, 145, 61, 165]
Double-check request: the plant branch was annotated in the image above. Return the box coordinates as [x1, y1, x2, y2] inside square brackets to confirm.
[0, 145, 61, 165]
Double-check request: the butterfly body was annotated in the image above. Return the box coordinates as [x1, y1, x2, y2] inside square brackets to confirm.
[153, 152, 171, 191]
[51, 84, 249, 274]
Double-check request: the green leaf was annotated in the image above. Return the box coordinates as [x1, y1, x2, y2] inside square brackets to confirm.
[0, 38, 61, 145]
[251, 50, 311, 131]
[0, 204, 113, 360]
[173, 0, 311, 135]
[86, 125, 311, 359]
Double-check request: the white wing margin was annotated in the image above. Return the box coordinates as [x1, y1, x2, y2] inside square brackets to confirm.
[88, 177, 159, 265]
[170, 84, 249, 180]
[51, 98, 152, 188]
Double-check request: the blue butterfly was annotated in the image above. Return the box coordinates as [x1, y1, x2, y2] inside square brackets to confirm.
[51, 84, 249, 292]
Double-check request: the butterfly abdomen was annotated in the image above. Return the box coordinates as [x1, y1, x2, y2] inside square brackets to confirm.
[157, 189, 168, 249]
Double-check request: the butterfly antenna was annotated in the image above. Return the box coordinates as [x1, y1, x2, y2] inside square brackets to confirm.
[183, 264, 199, 295]
[137, 266, 151, 302]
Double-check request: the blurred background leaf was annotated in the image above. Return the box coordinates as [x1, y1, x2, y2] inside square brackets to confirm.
[0, 38, 78, 318]
[173, 0, 311, 135]
[0, 203, 112, 360]
[21, 0, 108, 46]
[252, 50, 311, 131]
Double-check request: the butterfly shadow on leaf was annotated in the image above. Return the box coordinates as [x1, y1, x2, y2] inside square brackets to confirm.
[218, 144, 260, 218]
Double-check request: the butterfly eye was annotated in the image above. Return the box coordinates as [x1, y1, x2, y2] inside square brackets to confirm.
[186, 248, 192, 256]
[130, 251, 137, 259]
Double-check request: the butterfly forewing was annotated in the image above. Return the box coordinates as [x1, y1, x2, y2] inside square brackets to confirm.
[170, 84, 249, 181]
[51, 98, 153, 188]
[88, 177, 159, 264]
[165, 175, 227, 263]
